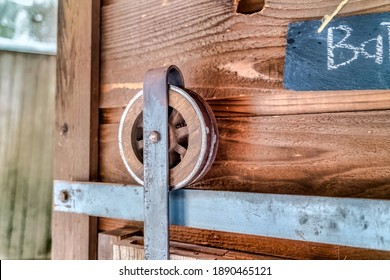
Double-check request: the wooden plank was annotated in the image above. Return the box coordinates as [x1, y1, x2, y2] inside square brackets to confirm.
[98, 227, 142, 260]
[99, 0, 390, 115]
[34, 58, 56, 258]
[53, 0, 101, 260]
[170, 226, 390, 260]
[22, 55, 55, 259]
[0, 52, 25, 259]
[9, 54, 39, 259]
[113, 236, 285, 260]
[100, 90, 390, 120]
[100, 110, 390, 199]
[99, 218, 390, 260]
[0, 52, 55, 259]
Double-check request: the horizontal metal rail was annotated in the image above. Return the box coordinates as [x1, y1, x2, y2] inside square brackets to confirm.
[53, 180, 390, 251]
[0, 38, 56, 55]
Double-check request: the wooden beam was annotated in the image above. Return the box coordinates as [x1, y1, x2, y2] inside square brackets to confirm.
[53, 0, 101, 260]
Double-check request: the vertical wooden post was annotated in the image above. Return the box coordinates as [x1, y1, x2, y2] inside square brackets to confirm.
[53, 0, 101, 259]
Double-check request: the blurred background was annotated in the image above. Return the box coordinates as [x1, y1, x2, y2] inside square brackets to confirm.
[0, 0, 57, 259]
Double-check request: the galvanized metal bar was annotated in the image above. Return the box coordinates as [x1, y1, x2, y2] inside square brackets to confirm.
[0, 38, 56, 55]
[54, 180, 390, 251]
[142, 66, 184, 260]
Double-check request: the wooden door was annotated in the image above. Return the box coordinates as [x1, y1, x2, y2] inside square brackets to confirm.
[54, 0, 390, 259]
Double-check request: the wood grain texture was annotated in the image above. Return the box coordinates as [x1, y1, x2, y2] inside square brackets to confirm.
[0, 52, 55, 259]
[100, 0, 390, 115]
[100, 110, 390, 199]
[101, 90, 390, 121]
[53, 0, 101, 260]
[113, 236, 285, 260]
[99, 218, 390, 260]
[99, 0, 390, 198]
[98, 0, 390, 259]
[98, 227, 142, 260]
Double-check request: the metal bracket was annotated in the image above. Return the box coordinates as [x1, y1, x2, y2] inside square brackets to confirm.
[142, 66, 184, 260]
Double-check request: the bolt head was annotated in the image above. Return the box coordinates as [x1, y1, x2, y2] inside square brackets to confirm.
[148, 131, 160, 143]
[59, 190, 69, 203]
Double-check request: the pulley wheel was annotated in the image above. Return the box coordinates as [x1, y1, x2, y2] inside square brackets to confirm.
[119, 85, 218, 190]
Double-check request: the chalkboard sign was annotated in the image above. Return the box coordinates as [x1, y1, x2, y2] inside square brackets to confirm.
[284, 12, 390, 90]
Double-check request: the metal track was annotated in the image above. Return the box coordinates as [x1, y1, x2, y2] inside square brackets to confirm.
[54, 180, 390, 251]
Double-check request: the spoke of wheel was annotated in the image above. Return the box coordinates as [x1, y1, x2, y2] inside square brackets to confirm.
[174, 144, 187, 159]
[175, 126, 188, 139]
[169, 109, 181, 126]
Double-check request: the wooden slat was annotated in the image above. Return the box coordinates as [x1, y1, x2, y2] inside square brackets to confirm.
[0, 52, 20, 259]
[9, 55, 39, 259]
[0, 52, 55, 259]
[23, 55, 55, 259]
[100, 90, 390, 122]
[99, 218, 390, 260]
[99, 0, 390, 115]
[113, 236, 285, 260]
[98, 227, 142, 260]
[100, 110, 390, 199]
[53, 0, 101, 260]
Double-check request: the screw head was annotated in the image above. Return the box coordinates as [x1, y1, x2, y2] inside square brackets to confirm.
[59, 190, 69, 203]
[148, 131, 160, 143]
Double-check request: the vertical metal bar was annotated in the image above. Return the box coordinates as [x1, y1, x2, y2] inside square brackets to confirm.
[143, 66, 184, 260]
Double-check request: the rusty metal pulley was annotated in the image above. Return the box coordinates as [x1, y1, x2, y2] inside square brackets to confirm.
[119, 85, 218, 190]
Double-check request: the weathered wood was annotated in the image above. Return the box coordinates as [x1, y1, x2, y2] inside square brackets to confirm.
[97, 0, 390, 260]
[114, 242, 202, 260]
[99, 0, 390, 199]
[100, 110, 390, 199]
[99, 218, 390, 260]
[113, 236, 284, 260]
[101, 90, 390, 120]
[53, 0, 101, 260]
[0, 52, 55, 259]
[98, 227, 142, 260]
[99, 0, 390, 115]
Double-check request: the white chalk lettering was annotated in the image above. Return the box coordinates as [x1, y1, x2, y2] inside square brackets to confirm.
[327, 25, 384, 70]
[360, 36, 383, 64]
[327, 25, 359, 69]
[380, 22, 390, 60]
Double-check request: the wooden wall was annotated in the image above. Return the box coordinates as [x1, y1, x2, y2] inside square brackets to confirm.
[0, 51, 55, 259]
[98, 0, 390, 259]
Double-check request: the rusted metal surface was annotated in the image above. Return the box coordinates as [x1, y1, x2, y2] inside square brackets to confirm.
[54, 180, 390, 251]
[143, 66, 184, 260]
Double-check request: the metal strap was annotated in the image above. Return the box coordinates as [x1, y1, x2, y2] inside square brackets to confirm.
[143, 66, 184, 260]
